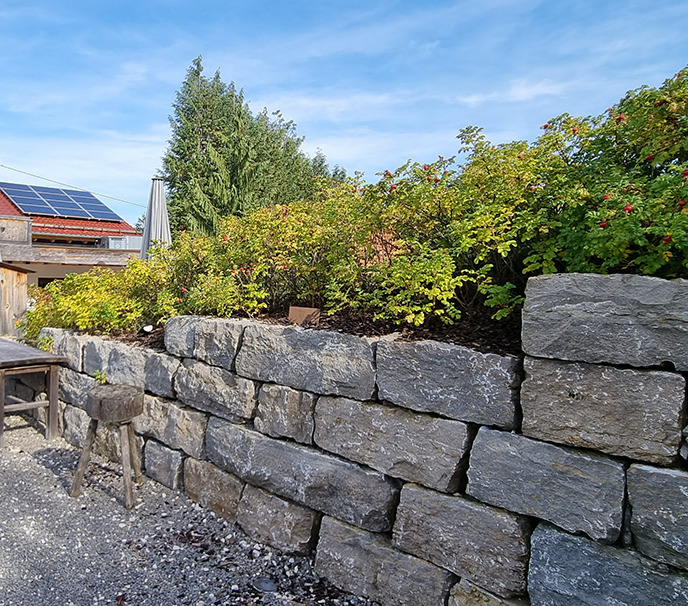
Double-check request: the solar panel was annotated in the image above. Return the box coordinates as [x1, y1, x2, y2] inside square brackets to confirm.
[0, 181, 124, 222]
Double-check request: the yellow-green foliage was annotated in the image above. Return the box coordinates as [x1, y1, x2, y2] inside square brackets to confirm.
[22, 67, 688, 338]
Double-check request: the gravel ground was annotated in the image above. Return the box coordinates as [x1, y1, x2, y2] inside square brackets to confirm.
[0, 415, 375, 606]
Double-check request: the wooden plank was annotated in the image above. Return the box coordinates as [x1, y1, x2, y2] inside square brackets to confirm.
[0, 266, 27, 337]
[4, 400, 48, 412]
[0, 242, 134, 266]
[0, 339, 67, 368]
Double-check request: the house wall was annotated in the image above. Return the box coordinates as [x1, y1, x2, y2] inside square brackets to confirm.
[23, 272, 688, 606]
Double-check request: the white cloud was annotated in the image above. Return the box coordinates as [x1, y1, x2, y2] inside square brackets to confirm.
[457, 79, 568, 106]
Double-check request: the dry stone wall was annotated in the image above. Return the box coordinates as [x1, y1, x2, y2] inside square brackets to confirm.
[27, 272, 688, 606]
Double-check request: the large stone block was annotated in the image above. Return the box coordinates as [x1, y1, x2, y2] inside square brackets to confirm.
[174, 359, 257, 422]
[376, 340, 520, 429]
[132, 395, 207, 459]
[58, 368, 97, 408]
[315, 516, 455, 606]
[235, 324, 376, 400]
[628, 464, 688, 570]
[193, 317, 253, 370]
[521, 357, 685, 464]
[392, 484, 530, 598]
[254, 383, 316, 444]
[164, 315, 203, 358]
[529, 524, 688, 605]
[448, 580, 529, 606]
[40, 328, 88, 371]
[144, 440, 184, 490]
[83, 339, 147, 389]
[466, 427, 625, 542]
[183, 458, 244, 522]
[206, 418, 399, 532]
[314, 396, 472, 492]
[522, 273, 688, 370]
[237, 485, 320, 555]
[143, 352, 180, 398]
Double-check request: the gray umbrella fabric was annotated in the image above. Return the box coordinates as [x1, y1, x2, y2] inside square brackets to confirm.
[140, 177, 172, 259]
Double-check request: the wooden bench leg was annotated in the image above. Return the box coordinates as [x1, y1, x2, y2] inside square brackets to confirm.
[120, 423, 134, 509]
[128, 423, 142, 484]
[0, 370, 5, 449]
[47, 365, 59, 441]
[70, 418, 98, 497]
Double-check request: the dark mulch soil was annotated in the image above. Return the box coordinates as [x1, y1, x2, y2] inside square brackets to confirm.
[115, 307, 522, 357]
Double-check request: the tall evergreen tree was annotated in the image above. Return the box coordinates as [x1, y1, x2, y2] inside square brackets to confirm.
[162, 57, 344, 235]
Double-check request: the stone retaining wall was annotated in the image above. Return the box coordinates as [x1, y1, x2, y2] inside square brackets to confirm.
[17, 272, 687, 605]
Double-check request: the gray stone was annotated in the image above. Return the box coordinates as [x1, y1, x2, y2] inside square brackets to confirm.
[193, 317, 253, 370]
[143, 352, 180, 398]
[392, 484, 530, 598]
[164, 315, 203, 358]
[237, 485, 320, 555]
[448, 580, 530, 606]
[132, 395, 207, 459]
[40, 327, 88, 371]
[15, 370, 46, 394]
[376, 340, 520, 429]
[314, 396, 472, 492]
[144, 440, 184, 490]
[528, 524, 688, 605]
[206, 418, 399, 532]
[522, 273, 688, 370]
[254, 384, 316, 444]
[82, 339, 147, 388]
[628, 464, 688, 570]
[466, 427, 625, 542]
[521, 357, 685, 465]
[235, 324, 376, 400]
[315, 516, 455, 606]
[174, 359, 257, 422]
[183, 458, 244, 521]
[58, 367, 97, 408]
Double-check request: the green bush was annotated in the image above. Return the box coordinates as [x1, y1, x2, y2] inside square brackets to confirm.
[21, 67, 688, 338]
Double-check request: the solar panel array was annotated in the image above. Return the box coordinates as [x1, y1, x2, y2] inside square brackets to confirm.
[0, 182, 122, 222]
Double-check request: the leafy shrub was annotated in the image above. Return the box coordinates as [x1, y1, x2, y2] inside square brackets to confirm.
[21, 67, 688, 338]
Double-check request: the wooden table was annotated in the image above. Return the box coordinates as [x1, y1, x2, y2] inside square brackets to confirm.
[0, 338, 68, 447]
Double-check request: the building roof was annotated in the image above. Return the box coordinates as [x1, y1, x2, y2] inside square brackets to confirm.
[0, 188, 138, 238]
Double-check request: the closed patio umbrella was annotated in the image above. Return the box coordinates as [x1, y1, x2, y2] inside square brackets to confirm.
[139, 177, 172, 259]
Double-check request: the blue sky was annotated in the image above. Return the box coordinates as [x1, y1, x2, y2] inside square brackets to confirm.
[0, 0, 686, 225]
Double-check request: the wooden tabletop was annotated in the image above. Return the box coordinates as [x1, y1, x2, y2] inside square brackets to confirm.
[0, 338, 68, 369]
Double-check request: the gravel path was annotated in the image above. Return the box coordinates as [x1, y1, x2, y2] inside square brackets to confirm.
[0, 415, 375, 606]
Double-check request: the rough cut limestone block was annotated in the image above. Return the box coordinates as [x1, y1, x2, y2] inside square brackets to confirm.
[174, 359, 257, 422]
[466, 427, 625, 542]
[82, 337, 112, 377]
[206, 418, 398, 532]
[314, 396, 472, 492]
[143, 352, 180, 399]
[164, 315, 203, 358]
[392, 484, 530, 598]
[40, 327, 88, 372]
[235, 324, 376, 400]
[58, 368, 98, 408]
[448, 580, 530, 606]
[315, 516, 455, 606]
[627, 464, 688, 570]
[237, 484, 320, 555]
[144, 440, 184, 490]
[529, 524, 688, 605]
[521, 357, 685, 465]
[193, 317, 254, 370]
[83, 338, 149, 389]
[376, 340, 520, 429]
[184, 458, 244, 522]
[522, 273, 688, 370]
[254, 383, 316, 445]
[132, 395, 208, 459]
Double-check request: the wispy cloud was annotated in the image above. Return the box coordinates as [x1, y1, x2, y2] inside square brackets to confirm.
[457, 79, 568, 106]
